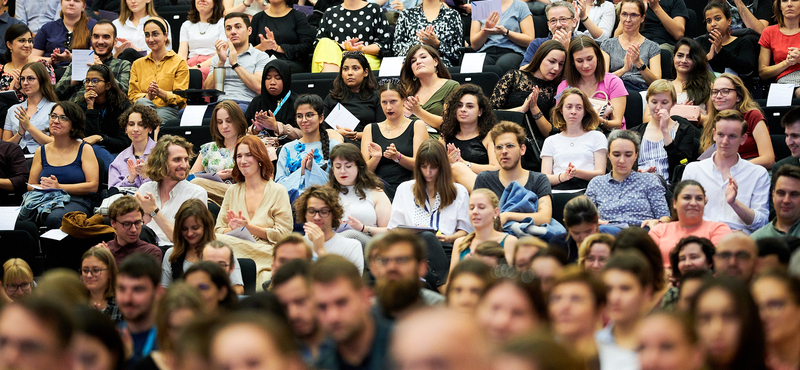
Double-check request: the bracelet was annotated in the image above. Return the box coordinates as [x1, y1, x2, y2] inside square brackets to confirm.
[361, 224, 366, 232]
[581, 16, 589, 21]
[394, 152, 402, 163]
[558, 173, 562, 183]
[532, 111, 544, 120]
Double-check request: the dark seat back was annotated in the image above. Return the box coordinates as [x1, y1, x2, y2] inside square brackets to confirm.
[237, 258, 257, 295]
[772, 134, 791, 162]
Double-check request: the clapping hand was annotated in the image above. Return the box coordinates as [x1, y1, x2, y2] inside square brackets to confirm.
[524, 86, 540, 113]
[483, 11, 500, 30]
[147, 81, 159, 100]
[215, 39, 229, 64]
[226, 210, 250, 229]
[404, 95, 421, 117]
[126, 158, 146, 183]
[343, 38, 365, 52]
[708, 29, 723, 59]
[561, 162, 577, 181]
[787, 47, 800, 66]
[15, 106, 31, 133]
[416, 26, 440, 47]
[446, 143, 462, 164]
[337, 126, 358, 140]
[254, 110, 278, 131]
[725, 176, 738, 205]
[390, 0, 405, 10]
[367, 142, 383, 158]
[8, 68, 20, 89]
[116, 38, 133, 51]
[51, 48, 72, 64]
[301, 151, 315, 175]
[258, 27, 279, 52]
[40, 175, 60, 189]
[384, 143, 401, 162]
[576, 0, 590, 21]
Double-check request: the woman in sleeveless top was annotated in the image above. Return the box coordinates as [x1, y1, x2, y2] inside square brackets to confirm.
[361, 81, 428, 200]
[450, 189, 517, 275]
[26, 101, 99, 229]
[439, 84, 501, 192]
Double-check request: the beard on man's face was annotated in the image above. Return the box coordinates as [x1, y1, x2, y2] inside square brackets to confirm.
[374, 277, 422, 318]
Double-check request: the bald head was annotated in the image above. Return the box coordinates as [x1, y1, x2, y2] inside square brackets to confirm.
[393, 308, 492, 370]
[714, 232, 758, 282]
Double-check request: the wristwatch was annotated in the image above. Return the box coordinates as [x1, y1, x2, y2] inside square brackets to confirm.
[150, 208, 160, 218]
[505, 28, 510, 36]
[635, 62, 646, 71]
[231, 63, 240, 70]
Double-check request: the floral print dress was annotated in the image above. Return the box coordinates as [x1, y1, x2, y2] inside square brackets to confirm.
[199, 142, 235, 183]
[0, 60, 57, 102]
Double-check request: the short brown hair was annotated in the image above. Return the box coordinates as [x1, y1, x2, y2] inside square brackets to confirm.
[577, 233, 615, 269]
[118, 104, 161, 130]
[565, 36, 606, 87]
[490, 121, 526, 145]
[366, 231, 426, 263]
[231, 135, 274, 182]
[108, 195, 143, 220]
[551, 266, 607, 309]
[646, 79, 677, 102]
[203, 240, 235, 267]
[210, 101, 248, 148]
[309, 254, 363, 290]
[273, 233, 313, 262]
[146, 135, 195, 182]
[294, 185, 344, 230]
[713, 109, 747, 136]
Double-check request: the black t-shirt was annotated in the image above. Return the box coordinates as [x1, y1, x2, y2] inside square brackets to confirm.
[473, 170, 552, 201]
[694, 35, 757, 75]
[726, 0, 774, 29]
[641, 0, 689, 45]
[323, 91, 380, 133]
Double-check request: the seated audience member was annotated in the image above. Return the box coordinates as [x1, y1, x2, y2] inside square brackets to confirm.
[548, 267, 606, 363]
[222, 0, 269, 17]
[214, 135, 293, 284]
[262, 233, 313, 290]
[469, 0, 535, 73]
[178, 0, 226, 80]
[270, 259, 327, 365]
[492, 40, 566, 140]
[440, 84, 500, 192]
[630, 80, 696, 184]
[0, 140, 27, 205]
[31, 0, 97, 67]
[248, 0, 315, 73]
[136, 135, 209, 246]
[550, 196, 618, 264]
[445, 259, 493, 313]
[294, 185, 363, 273]
[0, 298, 75, 370]
[112, 0, 173, 60]
[636, 312, 707, 370]
[474, 122, 561, 236]
[690, 278, 767, 370]
[675, 269, 712, 312]
[203, 240, 245, 295]
[695, 3, 757, 76]
[2, 63, 58, 153]
[137, 282, 206, 370]
[475, 276, 548, 343]
[661, 236, 714, 309]
[78, 65, 133, 170]
[558, 36, 627, 130]
[276, 94, 344, 192]
[753, 165, 800, 239]
[758, 3, 800, 96]
[451, 189, 518, 271]
[714, 232, 759, 282]
[702, 73, 773, 168]
[3, 258, 33, 302]
[101, 195, 163, 266]
[649, 180, 731, 264]
[1, 25, 56, 103]
[574, 0, 615, 43]
[752, 271, 800, 370]
[624, 0, 687, 52]
[189, 101, 247, 205]
[328, 144, 391, 246]
[511, 236, 548, 270]
[323, 53, 379, 142]
[399, 45, 460, 132]
[682, 110, 769, 233]
[70, 306, 126, 370]
[0, 5, 22, 54]
[577, 232, 615, 275]
[392, 0, 463, 67]
[311, 255, 393, 370]
[755, 238, 791, 272]
[612, 228, 668, 302]
[497, 335, 588, 370]
[598, 252, 655, 370]
[530, 248, 567, 294]
[311, 0, 391, 73]
[55, 20, 132, 102]
[361, 81, 428, 199]
[474, 242, 506, 267]
[389, 139, 472, 247]
[586, 130, 670, 228]
[210, 314, 305, 370]
[773, 107, 800, 175]
[128, 18, 188, 122]
[368, 231, 445, 321]
[519, 1, 577, 66]
[108, 105, 160, 189]
[116, 253, 162, 365]
[24, 101, 99, 229]
[542, 88, 607, 192]
[184, 262, 238, 312]
[601, 0, 661, 92]
[80, 247, 121, 323]
[202, 13, 272, 107]
[246, 60, 303, 140]
[656, 38, 712, 122]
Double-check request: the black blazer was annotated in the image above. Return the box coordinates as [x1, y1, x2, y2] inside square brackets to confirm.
[629, 117, 698, 182]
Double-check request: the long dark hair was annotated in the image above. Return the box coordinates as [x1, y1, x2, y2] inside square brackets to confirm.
[52, 101, 86, 140]
[399, 45, 451, 97]
[413, 140, 457, 210]
[4, 24, 32, 63]
[184, 262, 238, 311]
[440, 84, 496, 142]
[328, 143, 382, 200]
[294, 94, 331, 166]
[188, 0, 225, 24]
[330, 52, 378, 101]
[673, 38, 712, 106]
[78, 64, 127, 107]
[521, 40, 566, 75]
[669, 236, 715, 279]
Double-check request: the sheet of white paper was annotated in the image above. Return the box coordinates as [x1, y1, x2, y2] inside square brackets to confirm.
[180, 105, 208, 127]
[378, 56, 404, 77]
[27, 183, 42, 190]
[193, 172, 223, 182]
[0, 207, 20, 231]
[767, 83, 795, 107]
[41, 229, 69, 241]
[471, 0, 501, 21]
[24, 154, 34, 159]
[71, 50, 95, 81]
[325, 103, 360, 131]
[460, 53, 487, 73]
[225, 226, 257, 243]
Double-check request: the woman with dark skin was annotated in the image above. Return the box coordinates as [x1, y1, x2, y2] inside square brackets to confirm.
[324, 53, 380, 143]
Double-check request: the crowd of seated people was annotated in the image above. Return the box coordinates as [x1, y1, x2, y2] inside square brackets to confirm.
[2, 1, 800, 369]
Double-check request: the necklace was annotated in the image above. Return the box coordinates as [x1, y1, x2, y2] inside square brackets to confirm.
[385, 119, 405, 134]
[199, 22, 212, 35]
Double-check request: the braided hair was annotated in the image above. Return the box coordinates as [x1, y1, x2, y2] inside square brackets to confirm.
[294, 94, 331, 169]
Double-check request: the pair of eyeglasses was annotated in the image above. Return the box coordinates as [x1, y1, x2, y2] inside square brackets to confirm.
[296, 112, 318, 121]
[716, 251, 752, 261]
[711, 88, 734, 97]
[19, 76, 37, 83]
[619, 12, 642, 19]
[49, 114, 70, 123]
[5, 282, 31, 293]
[114, 219, 143, 230]
[547, 17, 573, 25]
[79, 268, 108, 276]
[83, 78, 105, 86]
[494, 143, 518, 150]
[306, 208, 331, 217]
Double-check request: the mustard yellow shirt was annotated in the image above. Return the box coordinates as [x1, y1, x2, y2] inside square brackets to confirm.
[128, 50, 189, 109]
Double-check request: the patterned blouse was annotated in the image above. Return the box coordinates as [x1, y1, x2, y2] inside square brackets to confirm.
[199, 142, 235, 174]
[315, 3, 392, 52]
[393, 5, 463, 67]
[102, 296, 123, 324]
[491, 69, 559, 120]
[585, 171, 671, 226]
[0, 60, 57, 102]
[638, 128, 677, 184]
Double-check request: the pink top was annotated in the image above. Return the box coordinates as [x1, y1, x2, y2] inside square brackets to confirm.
[649, 220, 731, 268]
[759, 25, 800, 80]
[557, 73, 629, 129]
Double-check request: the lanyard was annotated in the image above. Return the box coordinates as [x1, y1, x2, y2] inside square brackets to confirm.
[141, 327, 156, 357]
[273, 91, 291, 116]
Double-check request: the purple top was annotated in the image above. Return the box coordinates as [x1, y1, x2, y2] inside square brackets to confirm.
[556, 72, 629, 128]
[108, 138, 156, 189]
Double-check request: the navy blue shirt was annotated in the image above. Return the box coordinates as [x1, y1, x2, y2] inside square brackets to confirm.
[0, 12, 23, 55]
[315, 314, 393, 370]
[33, 18, 97, 67]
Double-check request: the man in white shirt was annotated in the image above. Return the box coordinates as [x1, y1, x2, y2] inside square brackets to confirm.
[202, 240, 245, 295]
[136, 135, 208, 246]
[682, 109, 769, 234]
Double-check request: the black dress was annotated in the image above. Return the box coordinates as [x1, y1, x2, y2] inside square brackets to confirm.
[371, 121, 416, 200]
[450, 135, 489, 164]
[323, 91, 380, 133]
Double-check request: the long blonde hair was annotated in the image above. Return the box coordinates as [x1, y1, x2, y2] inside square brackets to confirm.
[701, 73, 762, 152]
[457, 189, 501, 253]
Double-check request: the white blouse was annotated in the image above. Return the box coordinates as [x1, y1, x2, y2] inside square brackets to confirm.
[113, 15, 174, 54]
[388, 180, 473, 236]
[337, 186, 377, 232]
[574, 1, 616, 42]
[179, 19, 227, 59]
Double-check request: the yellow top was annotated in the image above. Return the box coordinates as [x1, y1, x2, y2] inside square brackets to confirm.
[129, 50, 189, 109]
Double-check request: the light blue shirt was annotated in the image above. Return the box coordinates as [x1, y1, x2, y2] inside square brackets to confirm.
[585, 171, 670, 227]
[477, 0, 531, 54]
[4, 98, 57, 153]
[210, 45, 274, 103]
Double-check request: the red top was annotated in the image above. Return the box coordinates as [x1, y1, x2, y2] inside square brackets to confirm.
[759, 25, 800, 80]
[739, 109, 767, 160]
